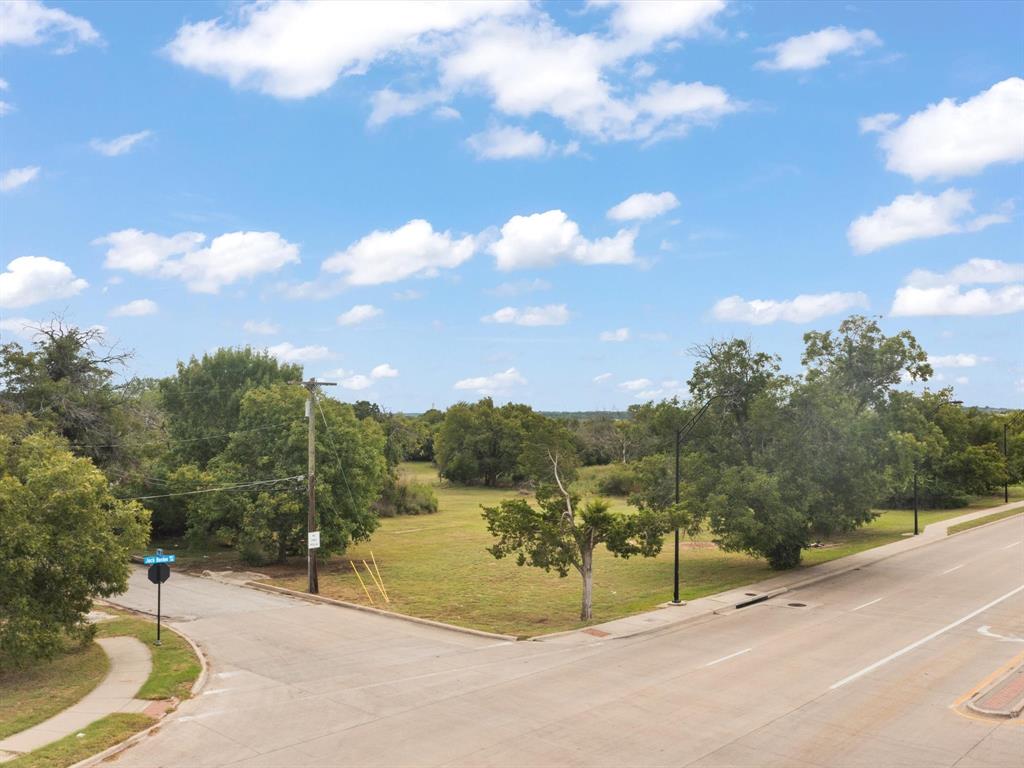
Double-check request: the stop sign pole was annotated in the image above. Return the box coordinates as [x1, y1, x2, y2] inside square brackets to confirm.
[144, 549, 175, 646]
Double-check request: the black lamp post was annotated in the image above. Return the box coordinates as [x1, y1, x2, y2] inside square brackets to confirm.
[913, 398, 962, 535]
[670, 392, 730, 605]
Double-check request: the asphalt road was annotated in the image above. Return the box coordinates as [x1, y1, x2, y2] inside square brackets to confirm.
[108, 516, 1024, 768]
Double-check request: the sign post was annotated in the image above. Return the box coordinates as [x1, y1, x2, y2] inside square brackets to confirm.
[144, 549, 175, 646]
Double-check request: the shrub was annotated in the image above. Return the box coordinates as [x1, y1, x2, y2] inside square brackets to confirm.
[375, 476, 439, 517]
[596, 463, 638, 496]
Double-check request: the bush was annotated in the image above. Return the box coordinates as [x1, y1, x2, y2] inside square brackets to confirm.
[596, 464, 638, 496]
[375, 477, 439, 517]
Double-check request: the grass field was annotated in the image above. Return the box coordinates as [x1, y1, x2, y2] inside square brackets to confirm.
[2, 607, 201, 768]
[247, 463, 1023, 637]
[947, 507, 1024, 536]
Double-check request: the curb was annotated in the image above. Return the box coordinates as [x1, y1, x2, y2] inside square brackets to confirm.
[243, 581, 519, 642]
[966, 663, 1024, 719]
[65, 602, 211, 768]
[946, 509, 1024, 538]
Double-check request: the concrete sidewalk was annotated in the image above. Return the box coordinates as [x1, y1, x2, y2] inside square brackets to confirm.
[0, 637, 152, 760]
[538, 499, 1024, 644]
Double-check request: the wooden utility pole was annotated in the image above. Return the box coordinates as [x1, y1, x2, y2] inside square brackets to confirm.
[298, 378, 335, 594]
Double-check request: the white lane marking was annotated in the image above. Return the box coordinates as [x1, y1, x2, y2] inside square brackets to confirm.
[978, 625, 1024, 643]
[942, 564, 964, 575]
[214, 670, 245, 678]
[853, 597, 883, 611]
[1002, 541, 1022, 550]
[201, 688, 230, 696]
[830, 583, 1024, 690]
[704, 648, 752, 667]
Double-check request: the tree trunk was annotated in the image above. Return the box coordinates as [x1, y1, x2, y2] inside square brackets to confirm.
[580, 546, 594, 620]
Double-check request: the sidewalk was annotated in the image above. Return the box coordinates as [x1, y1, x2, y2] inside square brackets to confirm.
[537, 499, 1024, 644]
[0, 637, 152, 760]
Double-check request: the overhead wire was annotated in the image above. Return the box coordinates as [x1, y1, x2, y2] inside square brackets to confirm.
[118, 475, 304, 501]
[315, 395, 361, 512]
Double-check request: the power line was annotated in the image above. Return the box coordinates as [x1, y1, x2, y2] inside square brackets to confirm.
[119, 475, 303, 501]
[69, 419, 303, 449]
[316, 396, 360, 512]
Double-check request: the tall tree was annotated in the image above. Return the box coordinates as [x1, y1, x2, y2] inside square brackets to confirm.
[435, 398, 531, 486]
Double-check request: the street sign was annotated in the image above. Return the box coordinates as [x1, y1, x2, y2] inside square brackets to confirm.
[148, 563, 170, 584]
[308, 530, 321, 549]
[143, 553, 176, 564]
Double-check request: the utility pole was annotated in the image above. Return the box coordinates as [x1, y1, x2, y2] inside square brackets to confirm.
[298, 378, 336, 594]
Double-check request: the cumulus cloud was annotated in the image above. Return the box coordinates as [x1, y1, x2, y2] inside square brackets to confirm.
[0, 0, 101, 51]
[164, 1, 739, 146]
[454, 367, 526, 394]
[756, 26, 881, 71]
[267, 342, 332, 363]
[109, 298, 158, 317]
[891, 258, 1024, 317]
[90, 130, 152, 157]
[323, 219, 476, 285]
[1, 165, 40, 192]
[928, 354, 986, 368]
[370, 363, 398, 379]
[337, 304, 382, 326]
[607, 191, 679, 221]
[0, 316, 38, 340]
[858, 112, 899, 134]
[0, 256, 88, 308]
[599, 327, 630, 342]
[847, 188, 1009, 254]
[482, 304, 569, 326]
[711, 291, 869, 325]
[867, 78, 1024, 180]
[94, 228, 300, 293]
[340, 374, 372, 390]
[488, 209, 635, 270]
[243, 319, 279, 335]
[619, 378, 652, 392]
[466, 125, 551, 159]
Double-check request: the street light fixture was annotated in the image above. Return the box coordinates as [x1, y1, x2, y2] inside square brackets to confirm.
[913, 398, 962, 536]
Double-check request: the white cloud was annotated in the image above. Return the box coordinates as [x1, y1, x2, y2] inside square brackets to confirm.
[489, 278, 551, 297]
[858, 112, 899, 134]
[757, 26, 880, 71]
[323, 219, 476, 285]
[110, 299, 158, 317]
[166, 2, 519, 99]
[370, 363, 398, 379]
[267, 342, 332, 363]
[619, 378, 652, 391]
[0, 78, 7, 90]
[1, 165, 40, 192]
[0, 101, 12, 117]
[0, 0, 101, 51]
[340, 374, 372, 390]
[243, 319, 279, 335]
[466, 125, 551, 159]
[392, 289, 422, 300]
[454, 366, 526, 394]
[90, 130, 152, 157]
[891, 258, 1024, 317]
[337, 304, 382, 326]
[433, 105, 461, 120]
[928, 354, 986, 368]
[0, 256, 88, 308]
[847, 188, 1009, 254]
[711, 291, 869, 325]
[94, 228, 300, 293]
[599, 327, 630, 342]
[593, 372, 612, 383]
[165, 2, 738, 146]
[607, 191, 679, 221]
[488, 209, 635, 270]
[482, 304, 569, 326]
[0, 316, 37, 340]
[869, 78, 1024, 180]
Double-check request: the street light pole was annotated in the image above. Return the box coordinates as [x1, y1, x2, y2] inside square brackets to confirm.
[673, 428, 681, 604]
[913, 468, 919, 536]
[1005, 423, 1010, 504]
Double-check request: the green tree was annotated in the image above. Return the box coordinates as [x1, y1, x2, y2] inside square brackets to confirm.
[158, 347, 301, 467]
[0, 414, 149, 665]
[184, 385, 386, 564]
[435, 398, 531, 486]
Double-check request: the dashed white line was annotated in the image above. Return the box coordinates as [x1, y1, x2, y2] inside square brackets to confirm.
[852, 597, 884, 611]
[830, 583, 1024, 690]
[1002, 541, 1022, 550]
[941, 564, 964, 575]
[704, 648, 752, 667]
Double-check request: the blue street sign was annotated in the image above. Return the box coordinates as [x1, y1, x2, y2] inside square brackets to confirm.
[143, 553, 176, 565]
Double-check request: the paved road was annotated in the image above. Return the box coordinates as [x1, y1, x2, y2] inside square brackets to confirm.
[108, 516, 1024, 767]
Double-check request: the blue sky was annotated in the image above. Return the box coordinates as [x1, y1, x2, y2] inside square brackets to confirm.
[1, 0, 1021, 411]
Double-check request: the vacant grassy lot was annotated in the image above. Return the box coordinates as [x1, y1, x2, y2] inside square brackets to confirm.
[257, 463, 1022, 636]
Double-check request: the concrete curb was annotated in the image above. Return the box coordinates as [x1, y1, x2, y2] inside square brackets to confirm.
[946, 509, 1024, 538]
[65, 601, 211, 768]
[243, 581, 519, 642]
[966, 663, 1024, 719]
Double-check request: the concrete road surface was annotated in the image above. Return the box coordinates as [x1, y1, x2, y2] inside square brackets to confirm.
[106, 516, 1024, 768]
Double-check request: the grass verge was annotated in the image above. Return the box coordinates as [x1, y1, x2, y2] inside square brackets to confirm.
[947, 508, 1024, 536]
[0, 641, 108, 741]
[5, 714, 152, 768]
